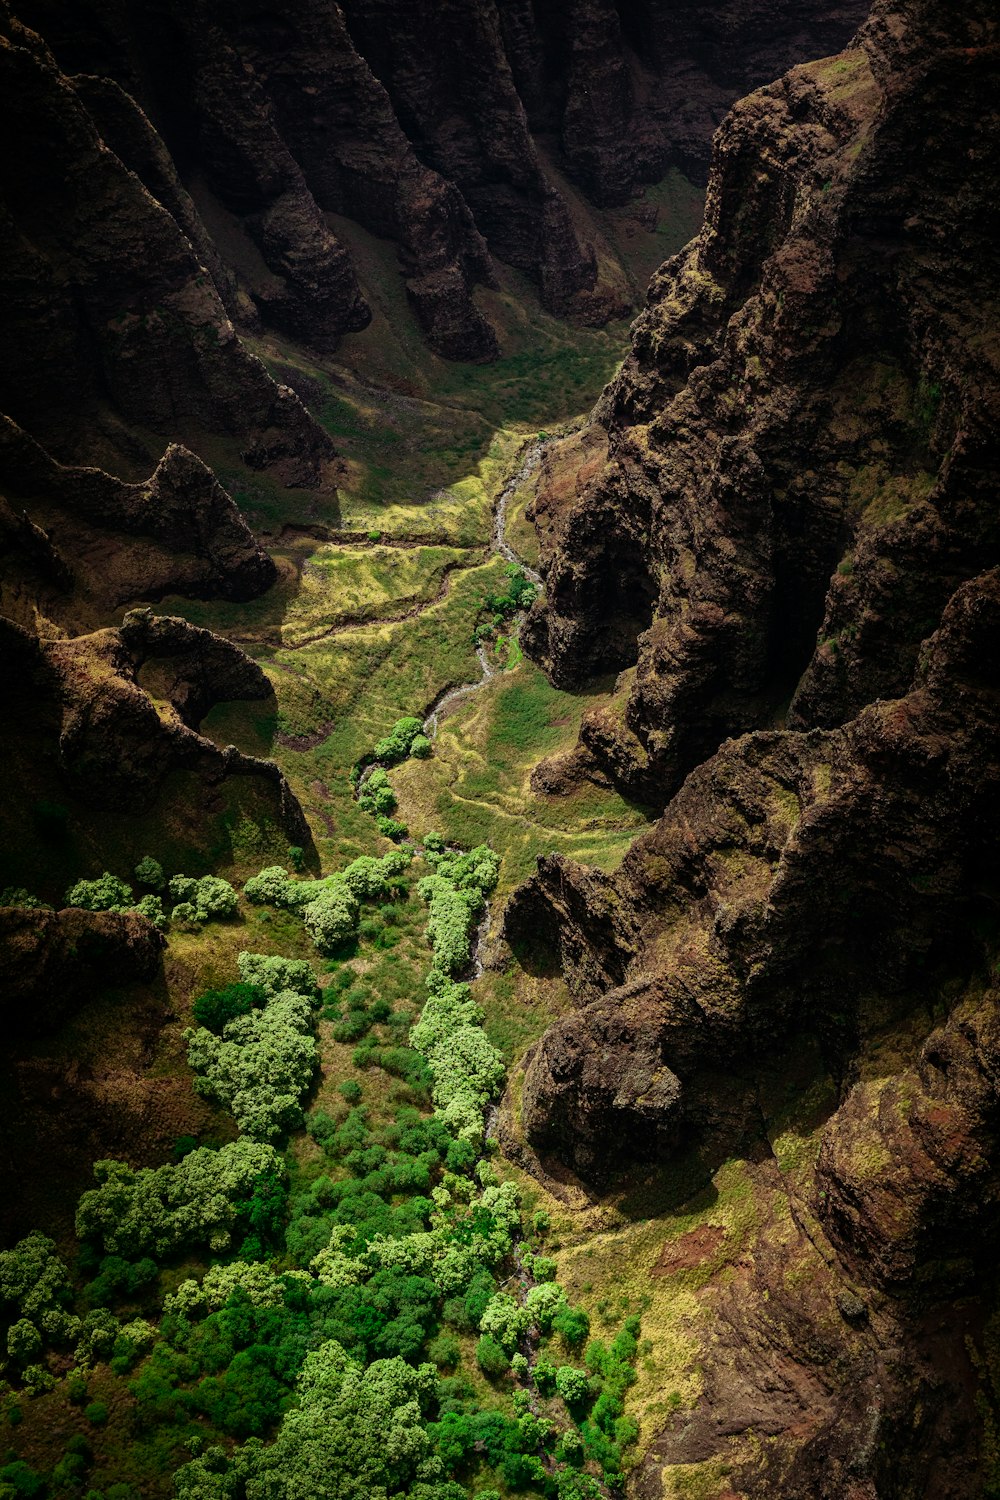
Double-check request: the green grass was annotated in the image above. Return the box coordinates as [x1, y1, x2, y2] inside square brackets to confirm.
[391, 657, 653, 899]
[281, 543, 472, 645]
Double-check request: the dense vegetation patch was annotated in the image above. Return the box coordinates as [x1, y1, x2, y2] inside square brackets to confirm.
[0, 723, 643, 1499]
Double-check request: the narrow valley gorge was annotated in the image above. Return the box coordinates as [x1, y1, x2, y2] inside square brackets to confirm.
[0, 2, 997, 1498]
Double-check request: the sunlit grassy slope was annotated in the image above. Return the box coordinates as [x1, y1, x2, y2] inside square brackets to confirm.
[177, 173, 703, 902]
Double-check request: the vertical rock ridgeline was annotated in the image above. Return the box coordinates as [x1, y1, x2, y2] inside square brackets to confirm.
[9, 0, 869, 369]
[506, 2, 1000, 1492]
[0, 5, 336, 482]
[525, 0, 1000, 804]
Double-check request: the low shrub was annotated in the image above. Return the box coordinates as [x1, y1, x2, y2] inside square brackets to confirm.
[65, 873, 133, 913]
[133, 857, 164, 890]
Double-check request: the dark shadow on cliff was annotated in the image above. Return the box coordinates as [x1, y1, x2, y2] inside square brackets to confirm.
[0, 909, 226, 1245]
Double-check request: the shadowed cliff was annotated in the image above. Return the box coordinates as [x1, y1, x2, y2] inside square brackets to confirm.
[507, 2, 1000, 1493]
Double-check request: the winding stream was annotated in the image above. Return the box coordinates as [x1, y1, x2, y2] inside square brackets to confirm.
[357, 435, 553, 978]
[423, 436, 546, 737]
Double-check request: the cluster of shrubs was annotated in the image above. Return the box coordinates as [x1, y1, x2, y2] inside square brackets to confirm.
[0, 1220, 212, 1398]
[0, 888, 50, 910]
[57, 858, 238, 930]
[244, 850, 412, 955]
[371, 714, 432, 766]
[74, 1139, 283, 1261]
[186, 954, 320, 1142]
[0, 714, 648, 1500]
[321, 969, 410, 1047]
[473, 564, 537, 646]
[348, 712, 435, 841]
[0, 1440, 143, 1500]
[417, 835, 500, 978]
[355, 768, 409, 840]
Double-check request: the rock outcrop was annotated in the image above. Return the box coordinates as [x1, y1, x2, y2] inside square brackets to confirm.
[509, 567, 1000, 1175]
[508, 5, 1000, 1490]
[9, 0, 867, 366]
[525, 0, 1000, 805]
[503, 0, 872, 198]
[0, 417, 276, 630]
[0, 611, 309, 895]
[0, 904, 163, 1040]
[0, 6, 336, 481]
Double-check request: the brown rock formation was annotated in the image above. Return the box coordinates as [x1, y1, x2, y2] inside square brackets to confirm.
[630, 1138, 991, 1499]
[525, 0, 1000, 805]
[509, 574, 1000, 1500]
[506, 0, 873, 201]
[0, 905, 163, 1041]
[816, 986, 1000, 1295]
[338, 0, 603, 319]
[0, 6, 336, 481]
[0, 903, 185, 1244]
[0, 417, 275, 629]
[509, 568, 1000, 1176]
[0, 611, 309, 894]
[507, 5, 1000, 1490]
[9, 0, 867, 366]
[205, 0, 500, 362]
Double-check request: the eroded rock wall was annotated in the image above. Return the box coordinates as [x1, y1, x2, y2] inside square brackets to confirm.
[510, 5, 1000, 1489]
[0, 7, 336, 482]
[10, 0, 868, 366]
[0, 611, 309, 892]
[525, 0, 1000, 804]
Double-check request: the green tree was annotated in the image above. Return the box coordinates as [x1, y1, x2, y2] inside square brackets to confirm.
[75, 1141, 283, 1258]
[169, 875, 238, 922]
[65, 872, 133, 912]
[475, 1334, 509, 1379]
[303, 883, 359, 954]
[237, 1343, 443, 1500]
[555, 1365, 590, 1407]
[133, 857, 164, 890]
[193, 983, 265, 1035]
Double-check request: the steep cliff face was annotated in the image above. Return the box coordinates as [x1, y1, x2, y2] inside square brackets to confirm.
[10, 0, 868, 369]
[503, 0, 871, 200]
[510, 568, 1000, 1175]
[205, 0, 501, 361]
[508, 5, 1000, 1490]
[525, 0, 1000, 804]
[0, 7, 336, 484]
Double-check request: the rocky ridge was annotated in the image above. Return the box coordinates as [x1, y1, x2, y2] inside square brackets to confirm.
[0, 609, 309, 897]
[525, 0, 1000, 804]
[507, 2, 1000, 1492]
[0, 417, 276, 631]
[10, 0, 869, 368]
[0, 904, 164, 1041]
[0, 5, 336, 483]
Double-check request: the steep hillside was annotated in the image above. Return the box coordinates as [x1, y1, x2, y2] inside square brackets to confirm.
[12, 0, 869, 367]
[506, 1, 1000, 1493]
[524, 0, 1000, 803]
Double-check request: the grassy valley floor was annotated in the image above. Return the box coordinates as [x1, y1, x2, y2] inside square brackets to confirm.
[6, 176, 850, 1500]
